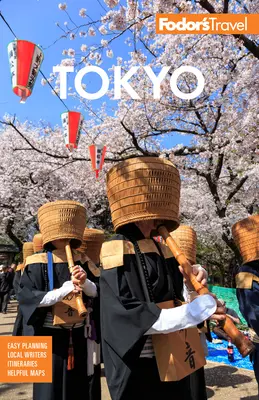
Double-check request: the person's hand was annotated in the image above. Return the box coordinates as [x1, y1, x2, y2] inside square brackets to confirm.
[179, 264, 207, 290]
[72, 266, 87, 285]
[72, 284, 83, 294]
[192, 265, 207, 286]
[209, 295, 226, 321]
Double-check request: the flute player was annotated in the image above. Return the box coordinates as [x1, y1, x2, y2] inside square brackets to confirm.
[100, 157, 225, 400]
[18, 200, 97, 400]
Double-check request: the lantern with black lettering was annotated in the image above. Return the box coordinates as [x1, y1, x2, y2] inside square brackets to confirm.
[7, 40, 44, 103]
[89, 144, 106, 178]
[61, 111, 84, 151]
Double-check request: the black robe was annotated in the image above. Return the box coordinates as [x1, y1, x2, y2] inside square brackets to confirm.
[17, 250, 89, 400]
[13, 271, 23, 336]
[236, 260, 259, 388]
[82, 259, 101, 400]
[100, 224, 194, 400]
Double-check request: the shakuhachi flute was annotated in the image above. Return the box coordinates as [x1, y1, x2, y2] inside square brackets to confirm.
[158, 225, 255, 358]
[65, 242, 88, 318]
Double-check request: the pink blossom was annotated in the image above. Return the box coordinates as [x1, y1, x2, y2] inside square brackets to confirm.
[68, 48, 75, 57]
[106, 49, 113, 58]
[88, 27, 96, 36]
[79, 8, 87, 17]
[80, 44, 88, 52]
[101, 39, 109, 48]
[104, 0, 119, 8]
[99, 25, 108, 35]
[58, 3, 67, 10]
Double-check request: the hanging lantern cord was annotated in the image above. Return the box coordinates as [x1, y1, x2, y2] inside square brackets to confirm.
[0, 12, 17, 38]
[0, 11, 70, 112]
[39, 70, 69, 111]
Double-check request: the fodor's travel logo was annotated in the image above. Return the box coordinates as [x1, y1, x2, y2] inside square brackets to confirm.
[156, 14, 259, 35]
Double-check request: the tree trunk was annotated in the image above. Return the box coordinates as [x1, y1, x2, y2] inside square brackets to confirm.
[6, 220, 23, 251]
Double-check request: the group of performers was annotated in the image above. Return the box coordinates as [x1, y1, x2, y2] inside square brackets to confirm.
[11, 156, 259, 400]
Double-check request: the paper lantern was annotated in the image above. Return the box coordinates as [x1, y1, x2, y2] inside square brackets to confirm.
[89, 144, 106, 178]
[61, 111, 84, 151]
[7, 40, 44, 103]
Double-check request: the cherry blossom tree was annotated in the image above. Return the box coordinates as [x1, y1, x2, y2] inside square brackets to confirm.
[0, 0, 258, 272]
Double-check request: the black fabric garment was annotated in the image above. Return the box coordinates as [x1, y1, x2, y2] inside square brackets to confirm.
[250, 342, 259, 394]
[0, 292, 9, 312]
[0, 270, 13, 292]
[88, 364, 101, 400]
[236, 260, 259, 392]
[190, 367, 207, 400]
[12, 271, 34, 336]
[17, 251, 89, 400]
[100, 223, 191, 400]
[119, 357, 192, 400]
[18, 254, 85, 333]
[13, 271, 22, 297]
[13, 306, 23, 335]
[83, 261, 101, 400]
[236, 261, 259, 336]
[33, 326, 88, 400]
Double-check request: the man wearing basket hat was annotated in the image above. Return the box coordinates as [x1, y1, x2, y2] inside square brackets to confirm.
[100, 157, 225, 400]
[18, 201, 98, 400]
[234, 215, 259, 392]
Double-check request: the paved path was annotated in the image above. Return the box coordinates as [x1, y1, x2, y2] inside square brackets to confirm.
[0, 301, 257, 399]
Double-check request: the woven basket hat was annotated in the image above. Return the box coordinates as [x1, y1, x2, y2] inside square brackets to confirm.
[232, 215, 259, 263]
[33, 233, 43, 253]
[78, 228, 105, 264]
[23, 242, 34, 263]
[107, 157, 181, 232]
[170, 225, 197, 265]
[38, 200, 86, 248]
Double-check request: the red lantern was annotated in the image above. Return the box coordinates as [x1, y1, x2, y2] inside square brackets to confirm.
[7, 40, 44, 103]
[61, 111, 84, 151]
[89, 144, 106, 178]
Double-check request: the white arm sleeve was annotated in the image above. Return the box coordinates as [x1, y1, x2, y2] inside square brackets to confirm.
[38, 281, 74, 308]
[145, 294, 216, 335]
[81, 279, 97, 298]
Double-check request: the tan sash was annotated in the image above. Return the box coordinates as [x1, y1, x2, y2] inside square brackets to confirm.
[152, 300, 206, 382]
[52, 293, 86, 325]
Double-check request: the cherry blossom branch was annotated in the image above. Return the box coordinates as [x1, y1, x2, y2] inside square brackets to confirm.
[197, 0, 259, 60]
[120, 120, 157, 156]
[226, 176, 249, 203]
[0, 120, 155, 163]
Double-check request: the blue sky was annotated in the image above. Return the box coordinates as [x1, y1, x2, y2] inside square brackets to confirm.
[0, 0, 190, 148]
[0, 0, 122, 125]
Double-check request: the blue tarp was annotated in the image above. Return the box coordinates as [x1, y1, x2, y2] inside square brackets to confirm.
[206, 333, 253, 370]
[208, 285, 246, 325]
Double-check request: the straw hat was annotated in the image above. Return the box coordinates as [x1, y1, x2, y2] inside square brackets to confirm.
[232, 215, 259, 264]
[38, 200, 86, 248]
[106, 157, 181, 232]
[78, 228, 105, 264]
[23, 242, 34, 263]
[33, 233, 43, 253]
[170, 225, 197, 265]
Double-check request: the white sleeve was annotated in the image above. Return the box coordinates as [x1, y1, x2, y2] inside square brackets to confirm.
[80, 279, 97, 298]
[38, 281, 74, 308]
[145, 294, 216, 335]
